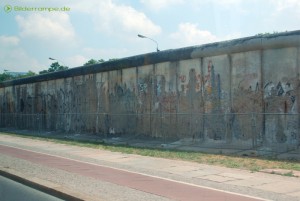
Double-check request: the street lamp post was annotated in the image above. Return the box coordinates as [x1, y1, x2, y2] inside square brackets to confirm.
[138, 34, 160, 52]
[49, 57, 66, 66]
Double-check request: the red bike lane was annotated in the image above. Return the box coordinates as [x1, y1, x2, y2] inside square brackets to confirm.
[0, 144, 265, 201]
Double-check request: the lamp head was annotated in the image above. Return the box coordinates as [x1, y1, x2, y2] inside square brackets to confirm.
[138, 34, 146, 38]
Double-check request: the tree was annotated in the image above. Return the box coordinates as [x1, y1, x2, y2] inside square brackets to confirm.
[83, 59, 105, 66]
[18, 71, 36, 78]
[39, 62, 68, 74]
[108, 58, 119, 61]
[0, 73, 13, 82]
[39, 70, 48, 74]
[0, 71, 37, 82]
[48, 62, 68, 72]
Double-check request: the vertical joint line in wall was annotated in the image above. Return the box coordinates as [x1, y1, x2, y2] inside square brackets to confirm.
[189, 60, 194, 139]
[297, 47, 300, 144]
[135, 66, 139, 137]
[136, 67, 139, 98]
[228, 54, 232, 109]
[200, 57, 205, 142]
[46, 81, 49, 130]
[228, 54, 233, 143]
[175, 61, 180, 113]
[107, 71, 111, 121]
[260, 49, 266, 144]
[120, 68, 123, 83]
[175, 61, 179, 138]
[150, 64, 155, 137]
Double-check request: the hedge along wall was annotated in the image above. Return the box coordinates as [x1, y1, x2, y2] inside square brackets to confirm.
[0, 31, 299, 148]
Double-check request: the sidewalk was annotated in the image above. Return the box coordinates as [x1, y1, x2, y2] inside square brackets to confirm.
[0, 134, 300, 201]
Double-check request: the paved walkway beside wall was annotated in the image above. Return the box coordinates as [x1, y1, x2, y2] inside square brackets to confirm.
[0, 134, 300, 201]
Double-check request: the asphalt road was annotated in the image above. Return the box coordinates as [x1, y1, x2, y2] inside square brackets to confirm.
[0, 175, 63, 201]
[0, 144, 264, 201]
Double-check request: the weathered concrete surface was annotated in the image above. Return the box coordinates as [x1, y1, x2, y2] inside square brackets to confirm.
[0, 31, 299, 150]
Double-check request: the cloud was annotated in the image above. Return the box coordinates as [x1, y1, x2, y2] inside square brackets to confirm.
[170, 23, 218, 47]
[191, 0, 242, 6]
[105, 3, 161, 36]
[273, 0, 300, 11]
[16, 13, 76, 43]
[82, 47, 130, 60]
[0, 36, 20, 46]
[220, 32, 242, 41]
[0, 35, 40, 72]
[65, 47, 132, 68]
[71, 0, 161, 37]
[140, 0, 184, 10]
[214, 0, 242, 5]
[65, 55, 88, 67]
[190, 0, 247, 14]
[259, 0, 300, 32]
[271, 0, 300, 21]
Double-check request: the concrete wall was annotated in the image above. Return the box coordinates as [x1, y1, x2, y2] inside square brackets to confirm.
[0, 31, 300, 149]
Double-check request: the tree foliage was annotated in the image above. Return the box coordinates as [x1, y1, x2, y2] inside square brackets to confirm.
[83, 59, 105, 66]
[39, 62, 68, 74]
[0, 73, 13, 82]
[18, 71, 36, 78]
[0, 57, 120, 83]
[107, 58, 119, 62]
[0, 71, 37, 82]
[83, 58, 118, 66]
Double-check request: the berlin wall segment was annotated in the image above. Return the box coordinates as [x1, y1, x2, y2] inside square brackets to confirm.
[0, 31, 299, 150]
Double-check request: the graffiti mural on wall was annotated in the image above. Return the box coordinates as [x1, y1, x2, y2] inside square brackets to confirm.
[203, 60, 227, 140]
[264, 80, 298, 113]
[264, 76, 299, 144]
[0, 45, 299, 148]
[152, 75, 177, 113]
[176, 60, 229, 140]
[203, 61, 223, 113]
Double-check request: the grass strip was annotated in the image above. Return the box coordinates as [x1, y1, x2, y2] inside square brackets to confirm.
[1, 132, 299, 173]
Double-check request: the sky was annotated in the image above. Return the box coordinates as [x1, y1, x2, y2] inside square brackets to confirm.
[0, 0, 300, 73]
